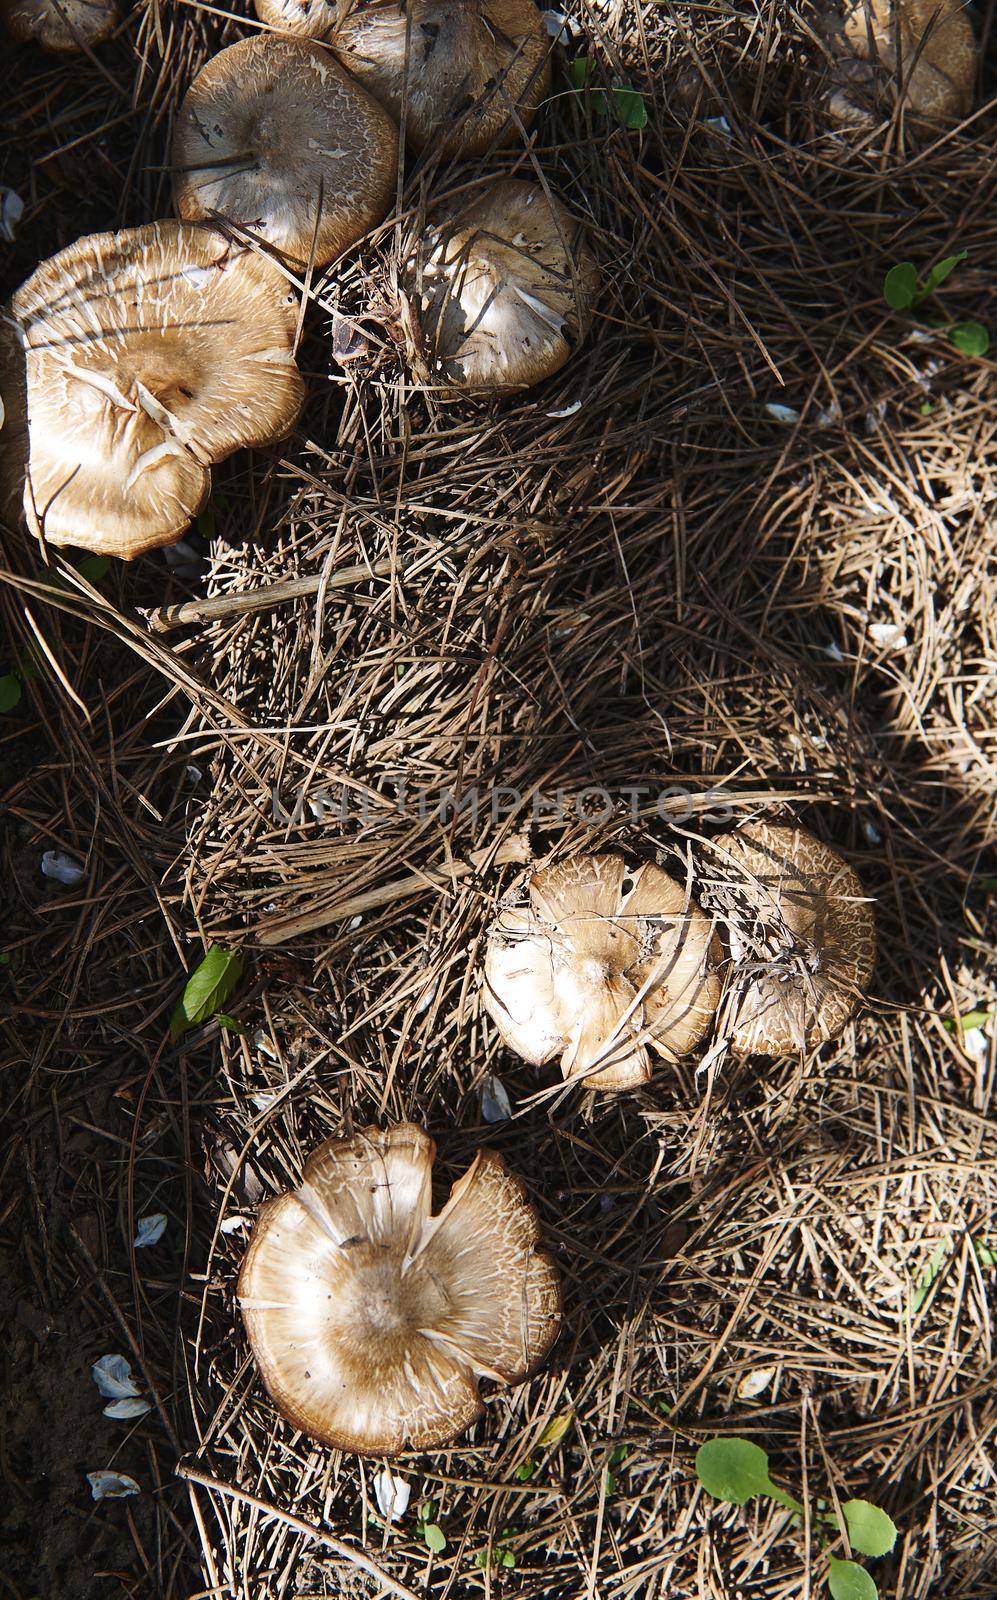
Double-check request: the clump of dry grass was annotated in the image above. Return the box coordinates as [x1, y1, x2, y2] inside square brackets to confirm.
[1, 0, 995, 1597]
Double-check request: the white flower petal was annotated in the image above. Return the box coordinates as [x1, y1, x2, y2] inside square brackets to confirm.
[133, 1213, 167, 1248]
[91, 1355, 140, 1401]
[88, 1470, 141, 1501]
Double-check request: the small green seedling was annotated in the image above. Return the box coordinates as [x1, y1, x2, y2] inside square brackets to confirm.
[567, 59, 648, 129]
[473, 1527, 518, 1569]
[603, 1444, 629, 1495]
[514, 1456, 536, 1481]
[170, 945, 243, 1040]
[882, 252, 989, 358]
[418, 1500, 446, 1554]
[695, 1438, 898, 1599]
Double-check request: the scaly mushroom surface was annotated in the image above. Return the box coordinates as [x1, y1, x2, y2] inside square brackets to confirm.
[483, 853, 721, 1090]
[706, 821, 875, 1056]
[411, 178, 599, 393]
[1, 0, 115, 52]
[173, 35, 398, 269]
[2, 222, 303, 558]
[239, 1123, 561, 1454]
[823, 0, 976, 126]
[328, 0, 550, 156]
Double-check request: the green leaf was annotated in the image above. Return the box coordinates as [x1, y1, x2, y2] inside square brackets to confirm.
[539, 1412, 574, 1447]
[498, 1549, 516, 1568]
[602, 1469, 615, 1494]
[883, 262, 918, 310]
[695, 1439, 772, 1506]
[972, 1238, 996, 1268]
[170, 946, 243, 1040]
[828, 1557, 878, 1600]
[948, 321, 990, 357]
[0, 673, 22, 712]
[567, 57, 591, 88]
[918, 399, 934, 415]
[77, 555, 110, 585]
[942, 1008, 992, 1033]
[423, 1523, 446, 1554]
[921, 251, 967, 296]
[606, 87, 647, 128]
[912, 1240, 950, 1311]
[473, 1550, 489, 1569]
[214, 1012, 247, 1035]
[842, 1501, 898, 1558]
[420, 1500, 438, 1522]
[515, 1458, 536, 1481]
[609, 1445, 628, 1466]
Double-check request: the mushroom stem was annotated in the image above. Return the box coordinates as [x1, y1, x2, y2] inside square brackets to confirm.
[176, 1463, 423, 1600]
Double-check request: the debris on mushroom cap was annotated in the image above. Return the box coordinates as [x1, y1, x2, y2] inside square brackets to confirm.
[1, 0, 115, 52]
[328, 0, 551, 157]
[704, 821, 876, 1057]
[2, 221, 303, 559]
[238, 1123, 561, 1454]
[411, 179, 599, 394]
[483, 853, 721, 1091]
[255, 0, 345, 38]
[173, 35, 398, 270]
[821, 0, 976, 127]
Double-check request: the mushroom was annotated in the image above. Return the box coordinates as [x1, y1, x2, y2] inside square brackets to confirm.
[704, 821, 875, 1056]
[2, 221, 304, 558]
[173, 35, 398, 270]
[483, 853, 721, 1091]
[410, 178, 599, 394]
[1, 0, 115, 52]
[822, 0, 976, 126]
[325, 0, 551, 158]
[255, 0, 344, 38]
[238, 1123, 561, 1453]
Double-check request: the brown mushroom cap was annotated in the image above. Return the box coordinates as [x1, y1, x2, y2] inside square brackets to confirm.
[1, 0, 115, 52]
[823, 0, 976, 125]
[412, 178, 599, 394]
[483, 853, 721, 1091]
[173, 35, 398, 269]
[238, 1123, 561, 1454]
[4, 221, 303, 558]
[327, 0, 551, 157]
[706, 822, 875, 1057]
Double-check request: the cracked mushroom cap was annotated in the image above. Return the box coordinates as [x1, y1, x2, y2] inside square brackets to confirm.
[483, 853, 721, 1091]
[412, 178, 599, 394]
[173, 35, 398, 269]
[1, 0, 115, 52]
[255, 0, 345, 37]
[238, 1123, 561, 1454]
[707, 822, 876, 1057]
[327, 0, 551, 157]
[823, 0, 976, 125]
[4, 221, 303, 558]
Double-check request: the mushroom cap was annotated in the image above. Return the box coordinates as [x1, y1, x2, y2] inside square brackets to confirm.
[413, 178, 599, 394]
[708, 822, 875, 1057]
[329, 0, 551, 157]
[238, 1123, 561, 1454]
[5, 221, 303, 558]
[1, 0, 115, 52]
[173, 35, 398, 269]
[823, 0, 976, 125]
[483, 853, 721, 1091]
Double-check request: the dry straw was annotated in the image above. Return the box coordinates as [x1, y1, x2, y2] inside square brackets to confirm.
[0, 0, 994, 1596]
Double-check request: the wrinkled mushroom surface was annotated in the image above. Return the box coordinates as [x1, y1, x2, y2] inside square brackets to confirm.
[173, 35, 398, 268]
[412, 178, 599, 393]
[3, 222, 303, 558]
[483, 853, 721, 1091]
[707, 822, 875, 1056]
[239, 1123, 561, 1454]
[823, 0, 976, 125]
[329, 0, 550, 157]
[1, 0, 115, 52]
[255, 0, 344, 37]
